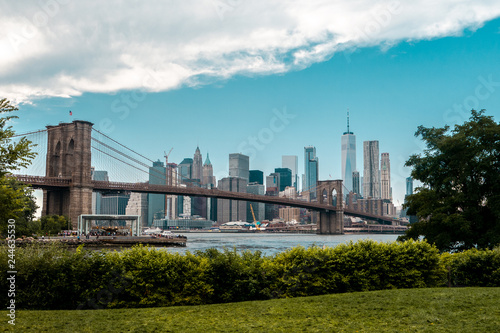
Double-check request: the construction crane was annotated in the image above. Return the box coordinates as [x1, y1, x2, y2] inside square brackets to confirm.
[164, 148, 173, 164]
[250, 204, 260, 230]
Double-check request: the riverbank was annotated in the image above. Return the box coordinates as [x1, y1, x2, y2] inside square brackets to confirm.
[1, 235, 187, 247]
[4, 288, 499, 332]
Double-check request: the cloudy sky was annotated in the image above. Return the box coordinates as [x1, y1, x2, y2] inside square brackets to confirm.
[3, 0, 500, 206]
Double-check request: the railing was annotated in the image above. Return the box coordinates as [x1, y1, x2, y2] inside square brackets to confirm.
[12, 175, 72, 187]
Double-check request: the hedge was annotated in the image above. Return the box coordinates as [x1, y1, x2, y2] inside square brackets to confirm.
[1, 240, 498, 310]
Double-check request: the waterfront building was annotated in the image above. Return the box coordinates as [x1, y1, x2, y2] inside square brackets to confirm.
[249, 170, 264, 185]
[279, 207, 301, 222]
[363, 141, 380, 199]
[304, 146, 318, 199]
[229, 153, 249, 181]
[153, 217, 214, 230]
[282, 155, 299, 190]
[381, 153, 391, 200]
[274, 168, 292, 191]
[341, 112, 356, 193]
[217, 176, 248, 223]
[148, 160, 166, 226]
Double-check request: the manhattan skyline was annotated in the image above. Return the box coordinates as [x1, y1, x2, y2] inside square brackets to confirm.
[2, 2, 500, 206]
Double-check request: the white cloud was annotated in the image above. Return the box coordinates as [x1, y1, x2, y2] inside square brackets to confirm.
[0, 0, 499, 103]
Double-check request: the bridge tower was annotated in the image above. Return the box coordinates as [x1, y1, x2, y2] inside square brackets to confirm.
[42, 120, 94, 228]
[316, 180, 344, 234]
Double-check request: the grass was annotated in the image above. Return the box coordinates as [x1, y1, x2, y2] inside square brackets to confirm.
[1, 288, 499, 332]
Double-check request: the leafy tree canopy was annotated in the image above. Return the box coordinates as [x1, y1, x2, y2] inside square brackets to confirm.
[399, 110, 500, 251]
[0, 98, 38, 235]
[0, 98, 36, 178]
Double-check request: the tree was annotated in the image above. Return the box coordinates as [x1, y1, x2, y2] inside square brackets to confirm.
[0, 98, 38, 236]
[399, 110, 500, 251]
[0, 98, 36, 178]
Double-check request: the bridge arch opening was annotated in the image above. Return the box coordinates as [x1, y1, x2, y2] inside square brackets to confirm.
[68, 138, 74, 154]
[322, 189, 327, 204]
[331, 188, 337, 207]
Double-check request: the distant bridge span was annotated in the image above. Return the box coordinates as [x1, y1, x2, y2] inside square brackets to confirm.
[14, 175, 395, 225]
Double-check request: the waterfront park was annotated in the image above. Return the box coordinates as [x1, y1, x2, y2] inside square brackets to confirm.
[1, 102, 500, 332]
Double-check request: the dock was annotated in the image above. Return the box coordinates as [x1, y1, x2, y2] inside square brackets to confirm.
[4, 235, 187, 248]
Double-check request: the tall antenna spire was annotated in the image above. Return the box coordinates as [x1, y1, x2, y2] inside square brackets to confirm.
[347, 108, 350, 133]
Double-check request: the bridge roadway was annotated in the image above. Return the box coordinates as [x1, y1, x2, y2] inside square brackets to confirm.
[13, 175, 395, 224]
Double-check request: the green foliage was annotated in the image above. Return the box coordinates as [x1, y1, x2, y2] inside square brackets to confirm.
[262, 240, 443, 298]
[1, 241, 498, 311]
[0, 176, 38, 236]
[38, 214, 70, 236]
[0, 98, 38, 236]
[443, 247, 500, 287]
[401, 110, 500, 251]
[0, 98, 36, 178]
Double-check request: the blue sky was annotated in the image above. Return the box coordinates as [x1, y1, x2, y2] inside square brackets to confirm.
[3, 1, 500, 206]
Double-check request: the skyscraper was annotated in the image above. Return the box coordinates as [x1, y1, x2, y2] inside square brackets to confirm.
[352, 171, 360, 195]
[274, 168, 292, 191]
[249, 170, 264, 185]
[406, 177, 413, 196]
[178, 158, 193, 183]
[380, 153, 391, 200]
[217, 177, 248, 223]
[148, 160, 166, 226]
[202, 153, 215, 186]
[192, 146, 203, 182]
[363, 141, 380, 199]
[282, 155, 298, 190]
[229, 153, 249, 181]
[304, 146, 318, 199]
[341, 112, 356, 193]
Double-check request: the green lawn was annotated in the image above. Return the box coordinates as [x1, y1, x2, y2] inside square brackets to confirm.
[2, 288, 499, 332]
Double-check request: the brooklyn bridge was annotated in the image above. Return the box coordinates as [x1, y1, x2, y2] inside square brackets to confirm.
[12, 120, 397, 234]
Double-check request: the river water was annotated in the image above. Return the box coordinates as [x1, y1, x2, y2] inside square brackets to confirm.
[161, 232, 400, 256]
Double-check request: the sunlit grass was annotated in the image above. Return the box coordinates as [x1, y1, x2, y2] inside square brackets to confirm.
[2, 287, 499, 332]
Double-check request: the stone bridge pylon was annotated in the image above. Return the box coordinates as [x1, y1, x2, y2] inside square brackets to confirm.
[316, 180, 344, 234]
[42, 120, 94, 228]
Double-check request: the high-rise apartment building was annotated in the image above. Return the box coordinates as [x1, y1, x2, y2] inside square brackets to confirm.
[341, 112, 356, 193]
[363, 141, 380, 199]
[380, 153, 391, 200]
[304, 146, 318, 199]
[282, 155, 298, 190]
[192, 146, 203, 182]
[165, 162, 178, 220]
[229, 153, 249, 181]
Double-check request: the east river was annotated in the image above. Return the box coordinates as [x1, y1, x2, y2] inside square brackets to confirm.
[161, 232, 400, 256]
